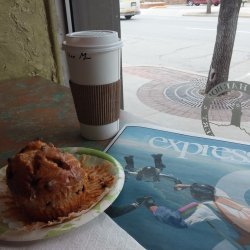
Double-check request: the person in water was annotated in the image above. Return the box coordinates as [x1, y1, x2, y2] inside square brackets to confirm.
[175, 182, 250, 249]
[106, 195, 197, 229]
[143, 197, 200, 229]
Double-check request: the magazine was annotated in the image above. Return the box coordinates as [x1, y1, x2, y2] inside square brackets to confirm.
[104, 124, 250, 250]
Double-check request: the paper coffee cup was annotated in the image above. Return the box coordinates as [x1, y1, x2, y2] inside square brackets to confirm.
[63, 30, 123, 140]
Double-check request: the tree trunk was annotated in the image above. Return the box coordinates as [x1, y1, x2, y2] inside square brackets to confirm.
[205, 0, 241, 94]
[207, 0, 212, 14]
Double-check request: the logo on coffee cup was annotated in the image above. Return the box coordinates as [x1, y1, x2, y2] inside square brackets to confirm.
[201, 81, 250, 137]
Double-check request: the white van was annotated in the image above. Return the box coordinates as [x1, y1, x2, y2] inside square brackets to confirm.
[120, 0, 141, 20]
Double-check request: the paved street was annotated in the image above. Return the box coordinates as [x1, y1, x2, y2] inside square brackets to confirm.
[121, 4, 250, 82]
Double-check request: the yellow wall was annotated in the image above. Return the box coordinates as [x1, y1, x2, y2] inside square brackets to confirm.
[0, 0, 58, 82]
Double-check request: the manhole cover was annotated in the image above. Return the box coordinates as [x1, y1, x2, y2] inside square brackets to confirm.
[138, 76, 250, 121]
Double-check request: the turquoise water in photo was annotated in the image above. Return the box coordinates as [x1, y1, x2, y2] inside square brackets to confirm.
[106, 126, 250, 250]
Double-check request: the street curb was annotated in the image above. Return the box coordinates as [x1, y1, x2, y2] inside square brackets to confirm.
[140, 5, 250, 17]
[140, 2, 167, 9]
[183, 12, 250, 18]
[183, 12, 218, 17]
[123, 64, 208, 78]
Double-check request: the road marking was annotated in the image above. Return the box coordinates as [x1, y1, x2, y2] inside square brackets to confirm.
[187, 27, 216, 31]
[187, 27, 250, 34]
[238, 30, 250, 34]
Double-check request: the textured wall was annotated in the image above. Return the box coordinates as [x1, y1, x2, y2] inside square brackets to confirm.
[0, 0, 57, 82]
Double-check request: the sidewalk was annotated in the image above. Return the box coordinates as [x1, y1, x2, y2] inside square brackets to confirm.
[183, 3, 250, 17]
[122, 66, 250, 143]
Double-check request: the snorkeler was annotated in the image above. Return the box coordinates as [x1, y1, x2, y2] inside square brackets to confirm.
[175, 183, 215, 202]
[124, 154, 181, 184]
[175, 182, 250, 248]
[143, 197, 198, 229]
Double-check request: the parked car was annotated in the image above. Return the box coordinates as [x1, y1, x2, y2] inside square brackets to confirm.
[187, 0, 220, 6]
[120, 0, 141, 20]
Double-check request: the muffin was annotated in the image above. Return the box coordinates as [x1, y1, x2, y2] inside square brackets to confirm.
[6, 140, 85, 222]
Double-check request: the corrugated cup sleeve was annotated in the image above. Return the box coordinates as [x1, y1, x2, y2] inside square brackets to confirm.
[69, 80, 121, 126]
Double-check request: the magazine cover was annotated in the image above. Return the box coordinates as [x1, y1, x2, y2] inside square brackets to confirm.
[104, 124, 250, 250]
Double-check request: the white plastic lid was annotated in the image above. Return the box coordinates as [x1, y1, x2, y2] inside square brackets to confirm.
[63, 30, 122, 52]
